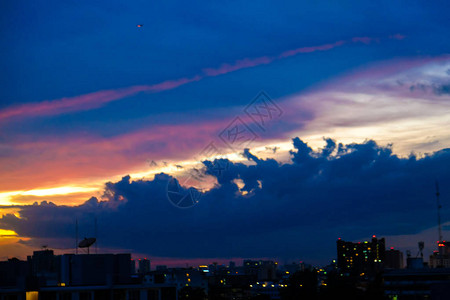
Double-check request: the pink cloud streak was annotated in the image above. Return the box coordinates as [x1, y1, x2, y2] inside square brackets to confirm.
[202, 56, 273, 76]
[278, 40, 346, 58]
[0, 76, 202, 120]
[0, 35, 404, 121]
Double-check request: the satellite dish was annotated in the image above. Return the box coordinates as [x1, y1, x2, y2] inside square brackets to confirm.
[78, 237, 96, 248]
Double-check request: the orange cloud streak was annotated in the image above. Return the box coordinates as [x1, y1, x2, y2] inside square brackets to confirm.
[0, 118, 234, 194]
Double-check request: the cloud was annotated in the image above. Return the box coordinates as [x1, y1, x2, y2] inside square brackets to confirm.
[277, 40, 346, 58]
[0, 35, 402, 122]
[281, 55, 450, 155]
[352, 37, 377, 44]
[202, 56, 273, 76]
[2, 56, 449, 205]
[1, 138, 449, 263]
[409, 83, 450, 95]
[0, 76, 202, 121]
[0, 117, 234, 193]
[204, 36, 387, 76]
[433, 83, 450, 95]
[389, 34, 406, 40]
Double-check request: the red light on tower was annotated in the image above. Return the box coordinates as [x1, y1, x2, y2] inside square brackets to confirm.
[372, 235, 376, 238]
[390, 247, 394, 250]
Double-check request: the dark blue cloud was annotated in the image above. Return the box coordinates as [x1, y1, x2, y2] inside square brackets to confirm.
[1, 138, 449, 263]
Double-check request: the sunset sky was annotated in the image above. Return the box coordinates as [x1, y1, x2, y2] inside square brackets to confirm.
[1, 1, 449, 266]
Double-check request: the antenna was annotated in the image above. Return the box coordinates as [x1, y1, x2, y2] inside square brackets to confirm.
[436, 181, 443, 242]
[94, 217, 98, 254]
[76, 218, 78, 255]
[417, 241, 424, 258]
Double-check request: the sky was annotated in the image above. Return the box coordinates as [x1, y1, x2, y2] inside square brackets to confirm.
[0, 0, 449, 266]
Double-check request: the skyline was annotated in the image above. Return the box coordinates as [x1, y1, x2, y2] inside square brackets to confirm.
[1, 1, 450, 266]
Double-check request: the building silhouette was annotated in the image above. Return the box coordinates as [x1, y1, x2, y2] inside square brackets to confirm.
[336, 236, 385, 276]
[243, 260, 278, 281]
[138, 258, 151, 274]
[0, 251, 176, 300]
[429, 241, 450, 268]
[385, 248, 404, 269]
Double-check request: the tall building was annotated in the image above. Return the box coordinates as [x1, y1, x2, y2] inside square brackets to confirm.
[243, 260, 277, 281]
[243, 260, 261, 278]
[336, 236, 385, 276]
[28, 249, 60, 287]
[131, 259, 136, 274]
[0, 258, 29, 289]
[67, 253, 132, 285]
[229, 261, 236, 270]
[385, 247, 404, 269]
[429, 241, 450, 268]
[138, 258, 151, 274]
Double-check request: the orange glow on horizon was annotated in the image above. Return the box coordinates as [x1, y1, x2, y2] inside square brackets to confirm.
[0, 186, 101, 206]
[0, 229, 18, 237]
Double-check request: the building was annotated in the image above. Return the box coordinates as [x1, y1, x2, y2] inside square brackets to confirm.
[29, 249, 60, 287]
[0, 258, 29, 289]
[156, 265, 167, 271]
[68, 253, 132, 286]
[384, 268, 450, 300]
[145, 268, 208, 294]
[243, 260, 260, 278]
[138, 258, 151, 274]
[130, 259, 136, 274]
[336, 236, 385, 276]
[429, 241, 450, 268]
[283, 262, 305, 276]
[258, 261, 278, 281]
[0, 251, 177, 300]
[1, 284, 178, 300]
[407, 257, 425, 269]
[385, 248, 404, 269]
[250, 282, 283, 300]
[243, 260, 278, 281]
